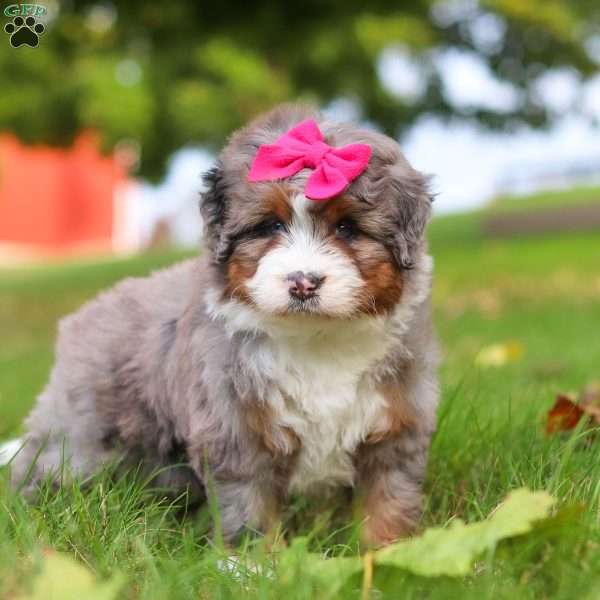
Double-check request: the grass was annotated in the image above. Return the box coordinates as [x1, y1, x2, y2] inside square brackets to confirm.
[2, 209, 600, 598]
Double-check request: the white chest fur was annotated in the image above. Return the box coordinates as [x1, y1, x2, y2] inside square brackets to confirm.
[253, 319, 393, 493]
[205, 253, 434, 492]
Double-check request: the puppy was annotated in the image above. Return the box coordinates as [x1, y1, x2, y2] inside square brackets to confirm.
[8, 104, 439, 547]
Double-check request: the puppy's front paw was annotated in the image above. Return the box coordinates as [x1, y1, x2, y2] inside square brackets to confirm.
[358, 484, 420, 549]
[360, 513, 416, 549]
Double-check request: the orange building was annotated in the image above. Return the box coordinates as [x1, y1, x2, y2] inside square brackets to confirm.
[0, 132, 134, 262]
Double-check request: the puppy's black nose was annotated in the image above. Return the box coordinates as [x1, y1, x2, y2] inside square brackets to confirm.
[287, 271, 325, 300]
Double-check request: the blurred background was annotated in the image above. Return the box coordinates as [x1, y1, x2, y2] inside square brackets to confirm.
[0, 0, 599, 258]
[0, 0, 599, 435]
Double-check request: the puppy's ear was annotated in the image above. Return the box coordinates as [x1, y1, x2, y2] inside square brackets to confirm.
[200, 161, 232, 263]
[386, 165, 433, 269]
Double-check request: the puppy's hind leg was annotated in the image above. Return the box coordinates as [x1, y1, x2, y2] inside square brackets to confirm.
[10, 385, 119, 499]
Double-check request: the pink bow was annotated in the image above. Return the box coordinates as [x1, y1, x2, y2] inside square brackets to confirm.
[247, 119, 371, 201]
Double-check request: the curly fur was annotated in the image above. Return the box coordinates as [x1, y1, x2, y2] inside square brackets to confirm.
[9, 103, 439, 546]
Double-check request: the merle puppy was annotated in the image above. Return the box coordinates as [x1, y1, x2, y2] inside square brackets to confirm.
[8, 104, 439, 547]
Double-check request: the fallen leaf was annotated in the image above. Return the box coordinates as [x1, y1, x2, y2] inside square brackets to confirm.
[376, 488, 555, 576]
[278, 538, 361, 600]
[475, 341, 524, 368]
[304, 554, 363, 599]
[17, 552, 124, 600]
[546, 382, 600, 435]
[546, 394, 584, 434]
[277, 488, 555, 594]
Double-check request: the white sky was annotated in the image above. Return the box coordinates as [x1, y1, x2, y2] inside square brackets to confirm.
[373, 45, 600, 213]
[403, 113, 600, 213]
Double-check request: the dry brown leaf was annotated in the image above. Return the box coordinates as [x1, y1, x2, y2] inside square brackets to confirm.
[546, 383, 600, 436]
[546, 394, 584, 434]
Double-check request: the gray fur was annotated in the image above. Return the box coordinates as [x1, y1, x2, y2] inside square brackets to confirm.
[11, 103, 439, 544]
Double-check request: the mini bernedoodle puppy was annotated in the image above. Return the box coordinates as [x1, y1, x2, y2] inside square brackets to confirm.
[8, 104, 439, 547]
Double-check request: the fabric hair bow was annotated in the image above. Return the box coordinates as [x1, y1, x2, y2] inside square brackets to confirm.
[247, 119, 371, 201]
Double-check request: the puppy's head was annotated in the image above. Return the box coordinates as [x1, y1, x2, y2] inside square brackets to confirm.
[201, 104, 432, 320]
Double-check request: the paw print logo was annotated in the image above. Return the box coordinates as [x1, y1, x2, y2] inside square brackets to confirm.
[4, 16, 45, 48]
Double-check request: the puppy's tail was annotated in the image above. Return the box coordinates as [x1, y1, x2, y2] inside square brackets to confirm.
[0, 438, 22, 467]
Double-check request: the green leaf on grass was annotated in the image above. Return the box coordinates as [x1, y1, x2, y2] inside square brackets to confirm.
[376, 488, 556, 576]
[278, 538, 362, 599]
[303, 554, 363, 598]
[18, 552, 124, 600]
[277, 488, 556, 596]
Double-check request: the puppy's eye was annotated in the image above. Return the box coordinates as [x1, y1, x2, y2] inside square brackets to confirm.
[335, 219, 359, 240]
[270, 221, 286, 233]
[256, 220, 286, 236]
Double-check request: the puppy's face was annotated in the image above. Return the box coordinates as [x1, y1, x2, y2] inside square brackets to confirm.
[222, 188, 403, 317]
[201, 106, 432, 320]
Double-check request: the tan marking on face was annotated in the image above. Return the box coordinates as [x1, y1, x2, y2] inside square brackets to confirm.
[327, 235, 403, 316]
[223, 185, 292, 304]
[354, 243, 404, 315]
[224, 237, 272, 303]
[315, 195, 361, 227]
[261, 184, 293, 223]
[310, 195, 404, 315]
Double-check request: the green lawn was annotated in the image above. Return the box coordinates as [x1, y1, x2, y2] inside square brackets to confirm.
[2, 212, 600, 599]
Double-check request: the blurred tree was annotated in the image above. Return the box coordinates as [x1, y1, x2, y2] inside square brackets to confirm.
[0, 0, 598, 178]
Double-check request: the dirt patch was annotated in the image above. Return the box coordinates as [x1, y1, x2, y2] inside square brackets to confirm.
[483, 203, 600, 237]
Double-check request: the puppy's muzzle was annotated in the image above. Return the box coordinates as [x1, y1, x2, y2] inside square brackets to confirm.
[286, 271, 325, 301]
